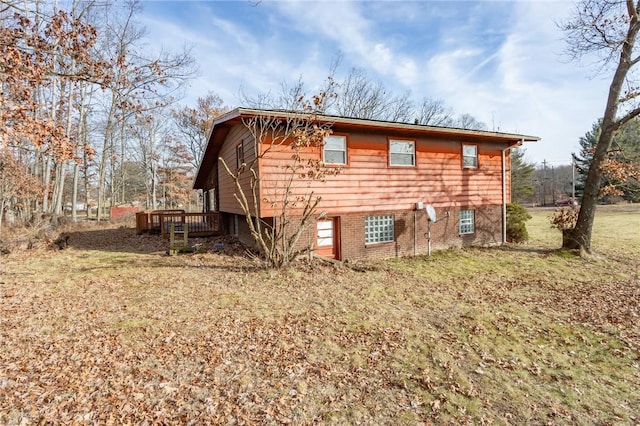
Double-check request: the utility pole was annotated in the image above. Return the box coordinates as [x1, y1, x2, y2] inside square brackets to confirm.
[542, 159, 548, 206]
[551, 165, 556, 205]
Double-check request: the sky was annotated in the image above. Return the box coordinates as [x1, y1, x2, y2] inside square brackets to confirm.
[138, 0, 613, 166]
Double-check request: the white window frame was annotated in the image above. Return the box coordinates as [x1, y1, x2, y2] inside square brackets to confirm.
[389, 139, 415, 166]
[323, 135, 347, 165]
[462, 144, 478, 168]
[459, 209, 475, 234]
[365, 214, 395, 244]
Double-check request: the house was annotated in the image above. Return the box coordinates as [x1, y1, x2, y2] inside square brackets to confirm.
[193, 108, 539, 261]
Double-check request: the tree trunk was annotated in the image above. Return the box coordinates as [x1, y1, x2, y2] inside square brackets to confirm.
[565, 7, 640, 252]
[151, 162, 157, 209]
[71, 162, 80, 221]
[0, 197, 5, 235]
[120, 120, 126, 204]
[568, 122, 617, 250]
[97, 136, 108, 221]
[562, 228, 579, 249]
[42, 157, 52, 213]
[84, 151, 91, 219]
[72, 84, 88, 222]
[98, 102, 116, 221]
[53, 162, 66, 216]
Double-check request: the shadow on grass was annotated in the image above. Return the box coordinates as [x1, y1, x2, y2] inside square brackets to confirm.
[72, 261, 268, 274]
[64, 227, 163, 252]
[63, 226, 269, 272]
[493, 245, 563, 256]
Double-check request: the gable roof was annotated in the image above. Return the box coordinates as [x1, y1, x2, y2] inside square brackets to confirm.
[193, 108, 540, 189]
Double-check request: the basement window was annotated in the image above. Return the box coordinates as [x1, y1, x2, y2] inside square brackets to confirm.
[459, 209, 475, 234]
[365, 214, 395, 244]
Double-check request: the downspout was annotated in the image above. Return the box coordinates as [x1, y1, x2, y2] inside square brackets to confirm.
[501, 140, 524, 244]
[413, 210, 417, 256]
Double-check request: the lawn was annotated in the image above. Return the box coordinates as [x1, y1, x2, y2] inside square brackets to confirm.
[1, 205, 639, 425]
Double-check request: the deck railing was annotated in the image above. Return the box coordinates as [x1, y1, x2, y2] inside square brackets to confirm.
[136, 210, 221, 237]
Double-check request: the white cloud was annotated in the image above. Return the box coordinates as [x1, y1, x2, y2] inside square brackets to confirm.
[140, 3, 318, 106]
[138, 0, 614, 165]
[273, 1, 419, 85]
[488, 1, 610, 163]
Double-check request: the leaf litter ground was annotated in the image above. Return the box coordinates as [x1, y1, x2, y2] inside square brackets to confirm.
[1, 206, 639, 425]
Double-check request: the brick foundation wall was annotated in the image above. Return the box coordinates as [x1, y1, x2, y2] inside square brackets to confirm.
[338, 204, 503, 261]
[221, 204, 503, 262]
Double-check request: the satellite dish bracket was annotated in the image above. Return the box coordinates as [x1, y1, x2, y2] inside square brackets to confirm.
[425, 204, 437, 256]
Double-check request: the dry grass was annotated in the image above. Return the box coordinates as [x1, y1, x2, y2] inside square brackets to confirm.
[1, 205, 639, 424]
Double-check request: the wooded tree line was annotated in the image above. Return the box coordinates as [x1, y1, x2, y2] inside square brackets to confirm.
[0, 0, 225, 230]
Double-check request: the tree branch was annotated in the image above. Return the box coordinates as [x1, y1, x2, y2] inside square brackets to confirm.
[615, 105, 640, 128]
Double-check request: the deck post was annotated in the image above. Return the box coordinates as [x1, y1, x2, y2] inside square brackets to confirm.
[169, 222, 176, 255]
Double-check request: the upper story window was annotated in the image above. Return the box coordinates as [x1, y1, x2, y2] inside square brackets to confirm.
[389, 139, 415, 166]
[323, 135, 347, 165]
[462, 144, 478, 168]
[236, 141, 244, 169]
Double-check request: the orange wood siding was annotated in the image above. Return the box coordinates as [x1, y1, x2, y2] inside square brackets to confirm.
[258, 132, 510, 217]
[217, 124, 257, 215]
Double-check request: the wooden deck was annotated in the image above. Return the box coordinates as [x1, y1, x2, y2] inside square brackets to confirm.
[136, 210, 221, 238]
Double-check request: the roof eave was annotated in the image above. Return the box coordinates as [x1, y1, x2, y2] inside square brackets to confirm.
[230, 108, 540, 143]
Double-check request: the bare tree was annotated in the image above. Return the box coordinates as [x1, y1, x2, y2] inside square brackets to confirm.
[239, 74, 338, 114]
[335, 67, 414, 121]
[455, 113, 487, 131]
[219, 89, 339, 268]
[386, 90, 414, 123]
[173, 92, 229, 169]
[333, 69, 484, 127]
[129, 112, 167, 209]
[158, 134, 194, 209]
[92, 1, 195, 220]
[561, 0, 640, 251]
[416, 98, 454, 126]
